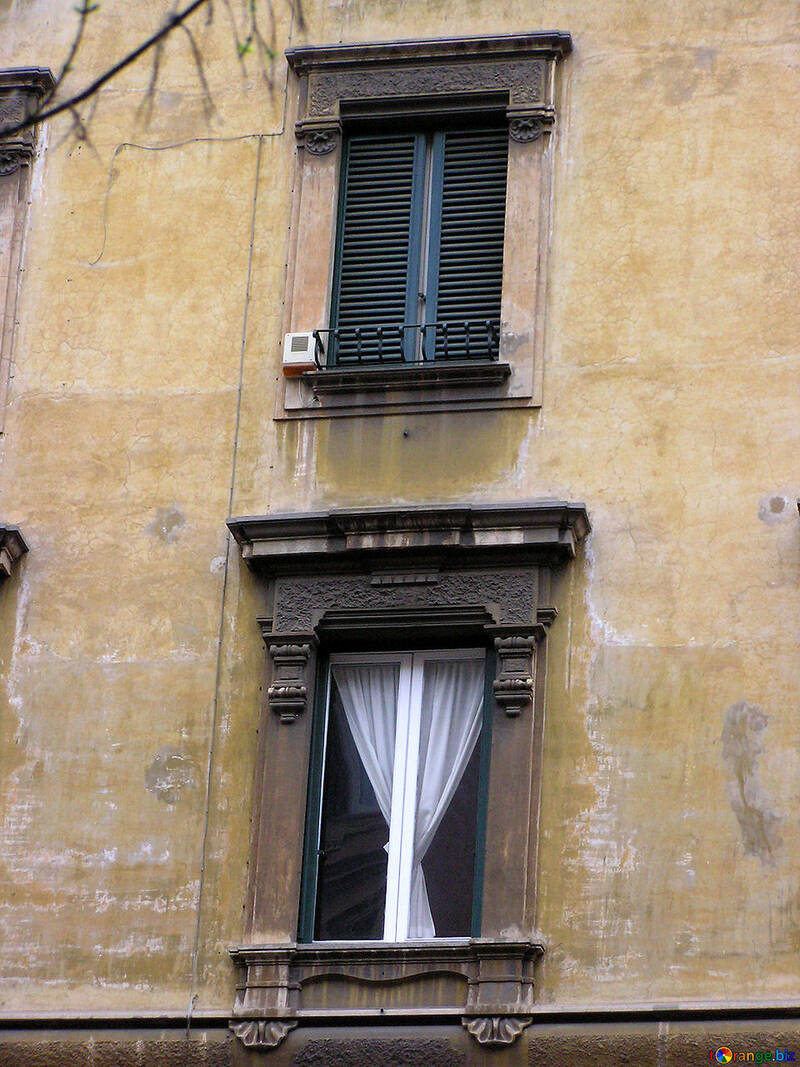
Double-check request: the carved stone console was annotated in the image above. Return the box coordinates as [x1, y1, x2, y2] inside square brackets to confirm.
[0, 68, 54, 176]
[0, 525, 28, 579]
[227, 501, 589, 1053]
[229, 939, 544, 1050]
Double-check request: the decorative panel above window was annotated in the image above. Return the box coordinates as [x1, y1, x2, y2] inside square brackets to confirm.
[277, 33, 571, 418]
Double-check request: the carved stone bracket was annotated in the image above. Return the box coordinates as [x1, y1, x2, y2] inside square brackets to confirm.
[488, 628, 538, 716]
[462, 1014, 533, 1046]
[507, 105, 555, 143]
[0, 68, 55, 176]
[230, 1018, 297, 1050]
[0, 525, 28, 579]
[262, 628, 318, 723]
[295, 118, 341, 155]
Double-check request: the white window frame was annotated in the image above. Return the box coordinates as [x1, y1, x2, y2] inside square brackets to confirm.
[317, 647, 486, 942]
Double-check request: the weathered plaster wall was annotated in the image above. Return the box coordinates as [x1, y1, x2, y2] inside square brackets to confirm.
[0, 0, 798, 1024]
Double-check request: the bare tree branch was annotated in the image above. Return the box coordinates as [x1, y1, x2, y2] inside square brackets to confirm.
[0, 0, 212, 139]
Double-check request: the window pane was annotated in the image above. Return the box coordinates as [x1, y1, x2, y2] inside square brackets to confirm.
[410, 657, 484, 938]
[422, 738, 481, 937]
[314, 666, 398, 940]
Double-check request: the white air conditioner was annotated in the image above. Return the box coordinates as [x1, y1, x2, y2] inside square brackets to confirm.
[282, 331, 320, 376]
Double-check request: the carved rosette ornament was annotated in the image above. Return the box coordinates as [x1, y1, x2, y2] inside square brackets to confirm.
[295, 119, 341, 156]
[462, 1015, 533, 1046]
[230, 1018, 297, 1050]
[507, 106, 556, 144]
[304, 127, 338, 154]
[509, 116, 544, 142]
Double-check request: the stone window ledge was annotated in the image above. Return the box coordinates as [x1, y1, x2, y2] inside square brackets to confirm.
[229, 938, 544, 1051]
[302, 360, 512, 394]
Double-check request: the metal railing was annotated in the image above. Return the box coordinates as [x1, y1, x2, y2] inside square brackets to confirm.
[311, 320, 500, 368]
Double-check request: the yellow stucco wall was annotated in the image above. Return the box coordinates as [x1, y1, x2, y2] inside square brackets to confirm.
[0, 0, 798, 1016]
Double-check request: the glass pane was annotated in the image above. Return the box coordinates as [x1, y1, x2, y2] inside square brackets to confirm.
[423, 740, 480, 937]
[414, 657, 484, 938]
[314, 667, 398, 940]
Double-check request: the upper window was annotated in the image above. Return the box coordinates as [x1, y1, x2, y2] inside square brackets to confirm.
[279, 33, 571, 417]
[301, 649, 490, 942]
[327, 127, 508, 367]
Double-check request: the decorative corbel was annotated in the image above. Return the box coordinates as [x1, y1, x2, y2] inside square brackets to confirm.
[295, 117, 341, 155]
[261, 627, 318, 723]
[490, 631, 537, 717]
[0, 68, 55, 176]
[462, 1015, 533, 1046]
[507, 105, 555, 144]
[0, 525, 28, 579]
[230, 1018, 297, 1050]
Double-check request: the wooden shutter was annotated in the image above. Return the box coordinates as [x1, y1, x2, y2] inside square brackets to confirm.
[330, 134, 423, 364]
[426, 128, 508, 361]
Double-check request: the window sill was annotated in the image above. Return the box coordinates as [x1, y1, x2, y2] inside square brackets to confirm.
[301, 359, 512, 394]
[229, 938, 544, 1050]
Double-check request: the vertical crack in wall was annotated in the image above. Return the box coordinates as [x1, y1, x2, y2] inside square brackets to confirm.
[721, 701, 783, 865]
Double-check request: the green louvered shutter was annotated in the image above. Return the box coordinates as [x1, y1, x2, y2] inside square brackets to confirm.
[426, 128, 508, 361]
[329, 133, 423, 364]
[330, 126, 508, 366]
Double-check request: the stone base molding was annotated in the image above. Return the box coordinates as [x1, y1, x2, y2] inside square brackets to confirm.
[229, 939, 544, 1051]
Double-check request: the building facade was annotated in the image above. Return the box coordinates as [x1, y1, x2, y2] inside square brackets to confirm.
[0, 1, 798, 1063]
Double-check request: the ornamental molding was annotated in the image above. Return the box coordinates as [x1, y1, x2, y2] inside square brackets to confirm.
[229, 1018, 297, 1050]
[228, 501, 590, 575]
[462, 1014, 533, 1046]
[0, 525, 28, 579]
[0, 68, 55, 176]
[286, 33, 570, 144]
[262, 629, 318, 722]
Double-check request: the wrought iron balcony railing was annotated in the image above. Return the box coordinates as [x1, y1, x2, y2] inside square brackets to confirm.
[311, 319, 501, 368]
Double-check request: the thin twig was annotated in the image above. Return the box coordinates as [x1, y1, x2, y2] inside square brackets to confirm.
[0, 0, 213, 139]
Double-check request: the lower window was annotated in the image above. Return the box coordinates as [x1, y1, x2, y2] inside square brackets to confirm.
[300, 649, 491, 942]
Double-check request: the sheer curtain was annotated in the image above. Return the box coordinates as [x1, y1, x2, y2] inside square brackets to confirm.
[331, 663, 399, 845]
[409, 659, 484, 938]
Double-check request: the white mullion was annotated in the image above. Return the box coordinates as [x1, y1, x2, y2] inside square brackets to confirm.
[382, 654, 413, 941]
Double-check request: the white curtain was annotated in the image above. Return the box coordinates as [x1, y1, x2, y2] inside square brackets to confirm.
[331, 663, 399, 843]
[409, 659, 484, 939]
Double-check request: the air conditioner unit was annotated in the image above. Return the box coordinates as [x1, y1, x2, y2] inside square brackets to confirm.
[282, 331, 320, 376]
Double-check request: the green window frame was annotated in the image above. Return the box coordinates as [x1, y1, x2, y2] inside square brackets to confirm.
[327, 125, 508, 367]
[298, 646, 495, 943]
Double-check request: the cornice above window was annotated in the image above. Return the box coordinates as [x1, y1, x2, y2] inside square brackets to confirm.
[228, 500, 590, 572]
